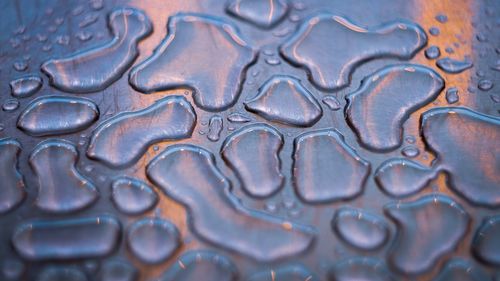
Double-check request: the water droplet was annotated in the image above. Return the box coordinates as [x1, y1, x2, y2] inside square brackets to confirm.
[79, 14, 99, 28]
[472, 216, 500, 266]
[99, 259, 137, 281]
[424, 45, 441, 59]
[55, 35, 70, 45]
[42, 8, 152, 93]
[10, 75, 43, 98]
[293, 129, 370, 203]
[13, 215, 121, 260]
[90, 0, 104, 10]
[322, 95, 341, 111]
[401, 146, 419, 158]
[147, 144, 316, 261]
[37, 267, 87, 281]
[127, 218, 180, 264]
[13, 61, 28, 72]
[434, 259, 489, 281]
[221, 124, 284, 198]
[129, 13, 256, 111]
[265, 57, 281, 65]
[490, 94, 500, 103]
[111, 177, 158, 215]
[246, 264, 319, 281]
[280, 15, 427, 90]
[156, 250, 238, 281]
[226, 0, 289, 29]
[332, 207, 389, 250]
[30, 139, 99, 213]
[227, 112, 251, 123]
[2, 99, 20, 112]
[445, 87, 459, 104]
[346, 64, 443, 151]
[245, 75, 322, 127]
[17, 96, 99, 136]
[478, 79, 493, 91]
[0, 139, 26, 214]
[375, 158, 436, 197]
[421, 107, 500, 207]
[429, 26, 440, 36]
[385, 194, 469, 274]
[436, 57, 473, 73]
[435, 14, 448, 23]
[76, 31, 93, 42]
[87, 96, 196, 168]
[328, 258, 394, 281]
[207, 115, 223, 142]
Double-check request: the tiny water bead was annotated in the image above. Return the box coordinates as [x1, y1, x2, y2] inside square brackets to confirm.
[424, 45, 441, 59]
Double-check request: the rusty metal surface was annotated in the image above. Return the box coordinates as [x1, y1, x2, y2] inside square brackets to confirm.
[0, 0, 499, 280]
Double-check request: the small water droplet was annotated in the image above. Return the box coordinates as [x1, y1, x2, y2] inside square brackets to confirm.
[435, 14, 448, 23]
[425, 46, 441, 59]
[13, 61, 28, 72]
[322, 95, 341, 111]
[2, 99, 20, 111]
[265, 57, 281, 65]
[401, 146, 420, 158]
[429, 27, 440, 36]
[445, 87, 459, 104]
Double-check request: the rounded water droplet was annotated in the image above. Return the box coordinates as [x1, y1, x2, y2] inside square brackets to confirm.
[13, 61, 28, 72]
[478, 79, 493, 91]
[265, 57, 281, 65]
[402, 146, 420, 158]
[127, 218, 181, 264]
[2, 99, 20, 112]
[425, 46, 441, 59]
[435, 14, 448, 23]
[429, 27, 440, 36]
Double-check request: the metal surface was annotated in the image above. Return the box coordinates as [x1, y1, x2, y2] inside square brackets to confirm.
[0, 0, 499, 280]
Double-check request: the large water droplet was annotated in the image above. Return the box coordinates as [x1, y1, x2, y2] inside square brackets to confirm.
[293, 129, 370, 203]
[13, 215, 121, 260]
[385, 194, 469, 274]
[346, 64, 444, 151]
[157, 250, 238, 281]
[87, 96, 196, 168]
[147, 144, 316, 261]
[29, 139, 99, 213]
[472, 216, 500, 266]
[332, 207, 389, 250]
[111, 177, 158, 215]
[226, 0, 288, 29]
[280, 14, 427, 90]
[129, 13, 257, 112]
[421, 107, 500, 207]
[0, 139, 26, 214]
[245, 75, 322, 127]
[17, 96, 99, 137]
[42, 8, 152, 93]
[221, 124, 284, 198]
